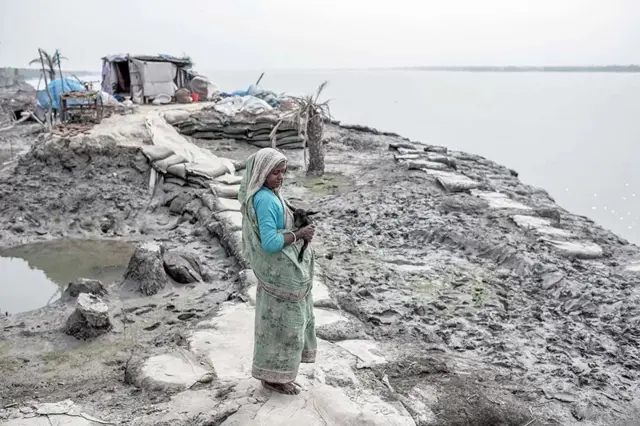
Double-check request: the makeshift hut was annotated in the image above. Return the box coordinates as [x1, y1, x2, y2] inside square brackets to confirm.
[100, 54, 195, 104]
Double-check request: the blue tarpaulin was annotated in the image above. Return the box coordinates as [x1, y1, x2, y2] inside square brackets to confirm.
[37, 78, 86, 111]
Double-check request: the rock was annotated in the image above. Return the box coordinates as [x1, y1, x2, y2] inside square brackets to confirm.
[122, 242, 169, 295]
[64, 293, 112, 340]
[163, 250, 203, 284]
[541, 272, 565, 290]
[63, 278, 107, 299]
[99, 215, 115, 233]
[316, 318, 369, 342]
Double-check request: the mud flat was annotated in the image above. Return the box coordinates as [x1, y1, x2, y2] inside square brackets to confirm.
[1, 104, 640, 426]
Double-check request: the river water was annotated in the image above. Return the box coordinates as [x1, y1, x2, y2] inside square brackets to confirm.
[25, 70, 640, 245]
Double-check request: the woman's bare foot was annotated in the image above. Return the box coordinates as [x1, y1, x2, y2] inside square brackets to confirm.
[262, 381, 301, 395]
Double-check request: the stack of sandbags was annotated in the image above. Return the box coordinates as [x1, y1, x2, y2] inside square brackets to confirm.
[172, 108, 305, 150]
[142, 144, 233, 189]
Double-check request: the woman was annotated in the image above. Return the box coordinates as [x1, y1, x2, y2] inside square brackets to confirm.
[239, 148, 317, 395]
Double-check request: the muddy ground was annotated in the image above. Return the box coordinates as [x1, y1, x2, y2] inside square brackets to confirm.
[0, 110, 640, 425]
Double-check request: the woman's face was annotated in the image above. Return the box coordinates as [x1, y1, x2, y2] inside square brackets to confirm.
[265, 162, 286, 190]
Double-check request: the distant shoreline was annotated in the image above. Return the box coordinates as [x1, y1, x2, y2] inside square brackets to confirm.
[6, 68, 98, 80]
[383, 65, 640, 73]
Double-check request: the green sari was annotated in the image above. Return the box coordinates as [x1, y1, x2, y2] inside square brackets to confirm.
[239, 149, 317, 384]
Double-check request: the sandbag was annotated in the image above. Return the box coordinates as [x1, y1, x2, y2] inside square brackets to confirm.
[214, 211, 242, 232]
[165, 176, 187, 186]
[186, 161, 230, 180]
[142, 145, 175, 162]
[154, 153, 187, 173]
[215, 174, 243, 185]
[199, 192, 217, 211]
[164, 110, 191, 125]
[209, 182, 240, 199]
[213, 197, 241, 213]
[166, 163, 188, 179]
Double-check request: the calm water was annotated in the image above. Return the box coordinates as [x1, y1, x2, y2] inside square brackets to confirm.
[29, 71, 640, 243]
[208, 70, 640, 244]
[0, 239, 135, 314]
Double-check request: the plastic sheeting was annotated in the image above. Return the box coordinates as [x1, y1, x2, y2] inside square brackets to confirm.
[37, 78, 86, 110]
[214, 96, 273, 116]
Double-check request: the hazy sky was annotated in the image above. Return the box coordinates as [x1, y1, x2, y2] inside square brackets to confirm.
[1, 0, 638, 71]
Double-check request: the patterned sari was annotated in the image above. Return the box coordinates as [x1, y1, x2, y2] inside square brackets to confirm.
[239, 148, 317, 383]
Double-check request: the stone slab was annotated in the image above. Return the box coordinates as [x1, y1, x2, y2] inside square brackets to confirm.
[189, 303, 254, 381]
[512, 215, 572, 237]
[221, 384, 415, 426]
[547, 240, 603, 259]
[426, 170, 480, 192]
[139, 353, 209, 389]
[471, 190, 532, 210]
[2, 417, 95, 426]
[407, 160, 448, 171]
[2, 400, 107, 425]
[624, 262, 640, 272]
[336, 340, 388, 368]
[312, 275, 332, 307]
[314, 308, 349, 328]
[394, 154, 421, 161]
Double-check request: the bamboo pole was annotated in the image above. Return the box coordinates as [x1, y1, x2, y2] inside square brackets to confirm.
[38, 48, 54, 128]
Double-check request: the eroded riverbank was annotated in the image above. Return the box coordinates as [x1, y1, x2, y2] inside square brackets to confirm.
[1, 105, 639, 425]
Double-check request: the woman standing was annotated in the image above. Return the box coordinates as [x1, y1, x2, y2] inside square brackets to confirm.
[239, 148, 317, 395]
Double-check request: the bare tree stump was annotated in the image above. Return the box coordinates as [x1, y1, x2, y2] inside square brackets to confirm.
[122, 242, 169, 296]
[64, 293, 112, 340]
[306, 111, 325, 176]
[63, 278, 107, 299]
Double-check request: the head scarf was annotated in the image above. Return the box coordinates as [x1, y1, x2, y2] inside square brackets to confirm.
[238, 148, 287, 205]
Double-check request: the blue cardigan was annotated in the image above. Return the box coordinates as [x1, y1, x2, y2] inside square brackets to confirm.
[253, 187, 285, 253]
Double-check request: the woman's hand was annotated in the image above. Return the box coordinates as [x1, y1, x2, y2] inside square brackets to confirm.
[296, 225, 315, 242]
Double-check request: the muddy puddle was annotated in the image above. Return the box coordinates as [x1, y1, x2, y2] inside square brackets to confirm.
[0, 239, 135, 314]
